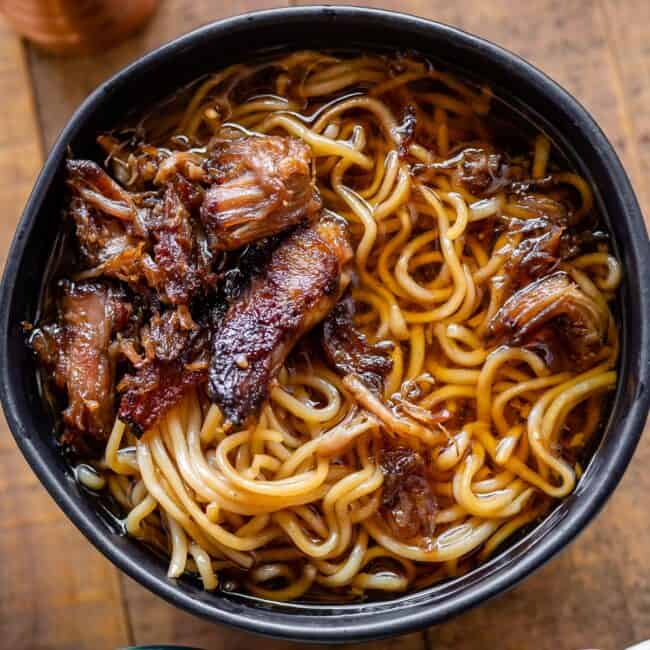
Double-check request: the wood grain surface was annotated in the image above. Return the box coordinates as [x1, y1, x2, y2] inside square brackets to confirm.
[1, 1, 648, 648]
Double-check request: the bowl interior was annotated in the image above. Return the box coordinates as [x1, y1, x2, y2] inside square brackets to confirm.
[1, 7, 648, 643]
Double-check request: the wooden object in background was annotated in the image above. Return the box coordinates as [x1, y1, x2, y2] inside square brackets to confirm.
[0, 1, 648, 648]
[0, 0, 158, 55]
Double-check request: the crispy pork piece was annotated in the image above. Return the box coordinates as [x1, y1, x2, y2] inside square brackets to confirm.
[208, 215, 352, 423]
[31, 281, 132, 453]
[117, 308, 212, 435]
[118, 358, 207, 436]
[201, 136, 321, 250]
[321, 292, 392, 391]
[488, 271, 608, 367]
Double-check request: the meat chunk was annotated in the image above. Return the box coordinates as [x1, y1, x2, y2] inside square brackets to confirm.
[118, 359, 207, 435]
[380, 444, 438, 540]
[67, 136, 318, 301]
[455, 147, 514, 196]
[201, 136, 321, 250]
[321, 292, 392, 391]
[67, 160, 216, 304]
[66, 161, 145, 282]
[209, 215, 352, 423]
[142, 178, 216, 304]
[118, 315, 211, 434]
[142, 307, 198, 363]
[31, 281, 132, 453]
[488, 271, 608, 368]
[66, 159, 137, 221]
[502, 215, 566, 290]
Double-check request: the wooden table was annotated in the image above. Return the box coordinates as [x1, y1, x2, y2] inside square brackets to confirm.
[1, 2, 648, 648]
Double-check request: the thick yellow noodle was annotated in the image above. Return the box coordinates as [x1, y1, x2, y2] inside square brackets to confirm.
[80, 51, 621, 601]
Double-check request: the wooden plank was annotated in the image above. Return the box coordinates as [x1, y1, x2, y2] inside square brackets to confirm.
[599, 0, 650, 222]
[0, 17, 131, 650]
[595, 3, 650, 643]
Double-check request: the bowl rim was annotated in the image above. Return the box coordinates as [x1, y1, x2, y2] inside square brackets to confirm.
[1, 5, 649, 643]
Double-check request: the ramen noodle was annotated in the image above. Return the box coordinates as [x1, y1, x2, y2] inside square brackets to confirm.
[31, 50, 620, 601]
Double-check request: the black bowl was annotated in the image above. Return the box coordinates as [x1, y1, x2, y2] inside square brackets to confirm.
[1, 6, 649, 644]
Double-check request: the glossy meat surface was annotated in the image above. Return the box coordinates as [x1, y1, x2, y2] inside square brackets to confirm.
[201, 136, 321, 250]
[143, 177, 215, 304]
[37, 134, 328, 443]
[31, 281, 132, 452]
[118, 359, 207, 435]
[118, 309, 212, 434]
[380, 444, 438, 541]
[209, 216, 352, 423]
[321, 292, 392, 391]
[66, 160, 144, 280]
[489, 271, 608, 367]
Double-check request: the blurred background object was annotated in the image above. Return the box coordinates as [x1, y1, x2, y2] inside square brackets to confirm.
[0, 0, 158, 55]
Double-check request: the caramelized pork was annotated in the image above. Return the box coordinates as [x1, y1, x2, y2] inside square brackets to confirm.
[143, 178, 216, 304]
[502, 215, 566, 289]
[66, 161, 144, 282]
[118, 358, 207, 435]
[380, 444, 438, 540]
[322, 293, 392, 391]
[68, 134, 319, 300]
[142, 307, 198, 363]
[209, 216, 352, 423]
[67, 160, 216, 304]
[201, 136, 321, 250]
[455, 147, 514, 196]
[59, 135, 325, 436]
[31, 281, 132, 453]
[488, 271, 608, 367]
[118, 314, 211, 434]
[67, 159, 137, 221]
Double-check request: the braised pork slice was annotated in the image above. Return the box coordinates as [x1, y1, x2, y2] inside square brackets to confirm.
[143, 177, 216, 304]
[117, 308, 212, 435]
[118, 357, 207, 436]
[31, 281, 132, 453]
[209, 216, 352, 423]
[321, 292, 392, 392]
[488, 271, 608, 368]
[201, 136, 321, 250]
